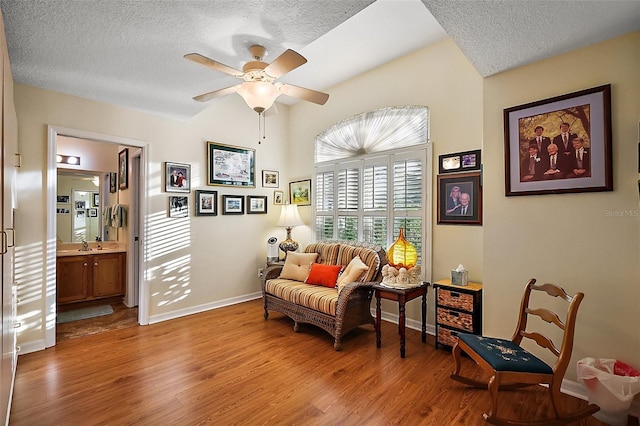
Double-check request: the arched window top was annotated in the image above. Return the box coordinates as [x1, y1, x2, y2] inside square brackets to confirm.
[315, 105, 429, 163]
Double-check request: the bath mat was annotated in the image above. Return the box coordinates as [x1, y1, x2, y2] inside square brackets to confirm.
[57, 305, 114, 324]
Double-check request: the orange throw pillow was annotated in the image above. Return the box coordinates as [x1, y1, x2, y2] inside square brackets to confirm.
[305, 263, 343, 288]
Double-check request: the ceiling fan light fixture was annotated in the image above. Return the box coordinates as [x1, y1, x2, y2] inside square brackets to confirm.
[237, 81, 280, 113]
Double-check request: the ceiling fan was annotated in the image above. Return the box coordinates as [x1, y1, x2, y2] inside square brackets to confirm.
[185, 45, 329, 113]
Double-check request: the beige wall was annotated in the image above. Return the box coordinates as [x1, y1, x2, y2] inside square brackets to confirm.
[14, 84, 290, 346]
[483, 32, 640, 381]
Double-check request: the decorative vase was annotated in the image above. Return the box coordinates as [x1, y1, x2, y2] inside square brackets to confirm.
[387, 227, 417, 269]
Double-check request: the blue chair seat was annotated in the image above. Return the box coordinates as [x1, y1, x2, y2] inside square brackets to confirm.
[458, 333, 552, 374]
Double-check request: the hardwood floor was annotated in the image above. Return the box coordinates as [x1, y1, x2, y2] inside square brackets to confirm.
[56, 302, 138, 342]
[10, 299, 626, 425]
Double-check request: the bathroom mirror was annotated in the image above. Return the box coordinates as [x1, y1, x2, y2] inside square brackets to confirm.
[57, 170, 103, 243]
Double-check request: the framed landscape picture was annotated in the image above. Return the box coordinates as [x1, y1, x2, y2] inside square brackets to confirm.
[289, 179, 311, 206]
[207, 142, 255, 187]
[222, 195, 244, 215]
[262, 170, 279, 188]
[247, 195, 267, 214]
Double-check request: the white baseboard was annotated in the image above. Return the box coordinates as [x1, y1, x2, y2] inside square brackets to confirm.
[16, 340, 45, 356]
[148, 292, 262, 324]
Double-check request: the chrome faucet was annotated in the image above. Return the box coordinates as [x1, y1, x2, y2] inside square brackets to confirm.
[81, 240, 89, 251]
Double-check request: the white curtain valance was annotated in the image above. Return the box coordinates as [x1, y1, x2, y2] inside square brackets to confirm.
[315, 105, 429, 163]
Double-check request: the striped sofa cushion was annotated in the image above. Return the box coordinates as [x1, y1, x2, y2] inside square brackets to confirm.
[265, 278, 338, 316]
[335, 244, 381, 283]
[303, 243, 340, 265]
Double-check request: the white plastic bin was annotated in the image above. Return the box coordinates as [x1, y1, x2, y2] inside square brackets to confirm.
[577, 358, 640, 426]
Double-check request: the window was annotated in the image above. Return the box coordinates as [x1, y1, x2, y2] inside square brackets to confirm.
[315, 148, 430, 266]
[314, 106, 432, 273]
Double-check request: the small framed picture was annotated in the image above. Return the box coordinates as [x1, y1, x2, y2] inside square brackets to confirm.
[109, 172, 117, 193]
[195, 190, 217, 216]
[273, 190, 284, 205]
[75, 200, 86, 210]
[88, 208, 98, 218]
[247, 195, 267, 214]
[289, 179, 311, 206]
[92, 192, 100, 207]
[169, 196, 188, 218]
[57, 195, 70, 204]
[165, 162, 191, 193]
[222, 195, 244, 215]
[439, 149, 482, 174]
[262, 170, 279, 188]
[119, 148, 129, 190]
[437, 171, 483, 225]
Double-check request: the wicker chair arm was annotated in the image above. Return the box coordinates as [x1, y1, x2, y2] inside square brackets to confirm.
[261, 265, 283, 291]
[336, 280, 376, 310]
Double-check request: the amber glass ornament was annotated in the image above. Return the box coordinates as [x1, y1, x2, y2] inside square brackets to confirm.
[387, 228, 417, 268]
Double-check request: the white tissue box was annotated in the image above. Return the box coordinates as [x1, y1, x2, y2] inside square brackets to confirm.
[451, 270, 468, 286]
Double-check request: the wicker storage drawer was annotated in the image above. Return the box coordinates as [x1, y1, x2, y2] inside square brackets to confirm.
[437, 289, 475, 312]
[437, 326, 460, 347]
[437, 307, 473, 332]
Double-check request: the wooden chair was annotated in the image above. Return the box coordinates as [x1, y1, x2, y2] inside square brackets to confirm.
[450, 278, 599, 425]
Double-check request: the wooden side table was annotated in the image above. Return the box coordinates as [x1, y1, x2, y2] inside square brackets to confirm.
[373, 281, 429, 358]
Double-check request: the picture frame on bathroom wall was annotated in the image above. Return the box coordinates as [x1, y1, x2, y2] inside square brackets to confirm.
[109, 172, 117, 193]
[118, 148, 129, 190]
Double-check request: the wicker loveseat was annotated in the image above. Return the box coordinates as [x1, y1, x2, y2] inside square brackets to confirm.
[261, 240, 387, 350]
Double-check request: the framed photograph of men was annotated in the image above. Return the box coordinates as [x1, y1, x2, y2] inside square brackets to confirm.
[437, 172, 482, 225]
[504, 84, 612, 196]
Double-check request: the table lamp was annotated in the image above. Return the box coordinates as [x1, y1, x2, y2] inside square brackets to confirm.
[277, 203, 304, 256]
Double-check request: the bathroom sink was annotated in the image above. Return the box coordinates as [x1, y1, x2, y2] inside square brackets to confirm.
[56, 247, 125, 256]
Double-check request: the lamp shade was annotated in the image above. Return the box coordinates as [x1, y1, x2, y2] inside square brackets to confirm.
[277, 203, 304, 228]
[387, 227, 417, 269]
[237, 81, 281, 113]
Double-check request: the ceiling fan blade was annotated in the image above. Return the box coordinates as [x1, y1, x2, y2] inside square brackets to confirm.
[276, 83, 329, 105]
[193, 84, 241, 102]
[184, 53, 243, 77]
[264, 49, 307, 78]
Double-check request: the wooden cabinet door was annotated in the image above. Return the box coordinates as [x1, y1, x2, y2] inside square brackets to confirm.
[92, 253, 125, 297]
[57, 256, 90, 303]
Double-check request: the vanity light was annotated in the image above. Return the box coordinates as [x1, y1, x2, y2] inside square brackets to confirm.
[56, 154, 81, 165]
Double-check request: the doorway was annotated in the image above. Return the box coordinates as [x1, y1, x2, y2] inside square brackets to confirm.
[45, 125, 149, 348]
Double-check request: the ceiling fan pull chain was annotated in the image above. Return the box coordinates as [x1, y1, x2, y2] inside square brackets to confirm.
[258, 112, 265, 144]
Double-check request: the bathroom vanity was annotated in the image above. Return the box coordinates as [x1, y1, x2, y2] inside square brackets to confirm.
[56, 247, 126, 305]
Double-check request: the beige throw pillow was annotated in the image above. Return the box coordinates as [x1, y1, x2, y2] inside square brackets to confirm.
[279, 252, 318, 282]
[337, 255, 369, 294]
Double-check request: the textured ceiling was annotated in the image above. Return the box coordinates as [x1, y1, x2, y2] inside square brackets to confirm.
[1, 0, 638, 121]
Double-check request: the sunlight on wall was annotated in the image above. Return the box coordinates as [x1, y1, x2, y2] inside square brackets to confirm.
[146, 210, 192, 308]
[14, 241, 47, 336]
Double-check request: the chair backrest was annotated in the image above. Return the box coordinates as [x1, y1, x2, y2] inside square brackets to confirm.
[511, 278, 584, 377]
